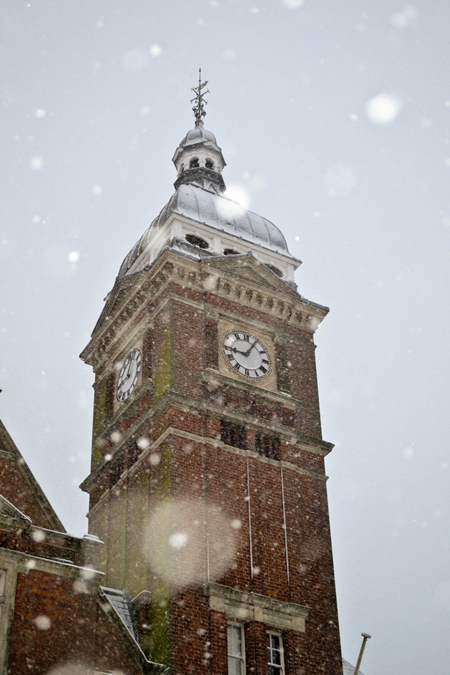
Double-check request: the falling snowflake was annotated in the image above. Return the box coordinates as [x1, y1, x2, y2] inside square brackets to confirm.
[150, 44, 162, 57]
[366, 93, 402, 125]
[34, 615, 52, 630]
[31, 529, 46, 543]
[30, 156, 44, 170]
[390, 5, 419, 28]
[122, 49, 149, 72]
[283, 0, 304, 8]
[169, 532, 189, 549]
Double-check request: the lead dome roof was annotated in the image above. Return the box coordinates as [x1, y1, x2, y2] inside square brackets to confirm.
[179, 125, 217, 147]
[118, 184, 293, 278]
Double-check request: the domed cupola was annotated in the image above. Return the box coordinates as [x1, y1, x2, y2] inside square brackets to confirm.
[117, 72, 302, 285]
[172, 70, 226, 194]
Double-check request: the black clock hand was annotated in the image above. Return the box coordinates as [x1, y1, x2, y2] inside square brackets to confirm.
[242, 342, 257, 358]
[232, 342, 256, 358]
[231, 346, 251, 356]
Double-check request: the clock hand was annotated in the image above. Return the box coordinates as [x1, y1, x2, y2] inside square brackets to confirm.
[231, 346, 251, 356]
[231, 343, 257, 358]
[242, 342, 257, 358]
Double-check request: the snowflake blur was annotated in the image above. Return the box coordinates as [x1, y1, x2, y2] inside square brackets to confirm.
[146, 498, 239, 587]
[366, 93, 402, 125]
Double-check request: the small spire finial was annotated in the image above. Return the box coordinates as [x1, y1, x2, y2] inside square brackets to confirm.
[191, 68, 210, 126]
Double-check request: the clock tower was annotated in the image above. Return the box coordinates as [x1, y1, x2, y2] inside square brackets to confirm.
[80, 76, 343, 675]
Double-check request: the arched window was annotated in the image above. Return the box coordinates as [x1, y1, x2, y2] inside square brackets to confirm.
[205, 159, 214, 169]
[185, 234, 209, 249]
[189, 158, 199, 168]
[266, 264, 283, 277]
[223, 249, 240, 256]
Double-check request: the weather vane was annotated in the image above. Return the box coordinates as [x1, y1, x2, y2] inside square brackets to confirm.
[191, 68, 209, 125]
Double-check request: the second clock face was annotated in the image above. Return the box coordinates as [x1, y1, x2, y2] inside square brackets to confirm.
[222, 331, 271, 379]
[116, 348, 142, 402]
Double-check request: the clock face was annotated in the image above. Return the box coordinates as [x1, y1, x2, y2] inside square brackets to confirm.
[116, 348, 142, 403]
[222, 331, 271, 380]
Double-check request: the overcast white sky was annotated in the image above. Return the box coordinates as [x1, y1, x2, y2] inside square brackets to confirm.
[1, 1, 449, 673]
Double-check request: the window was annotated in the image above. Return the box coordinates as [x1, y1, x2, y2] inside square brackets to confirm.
[266, 264, 283, 278]
[185, 233, 209, 249]
[255, 434, 281, 461]
[221, 421, 247, 450]
[223, 248, 240, 256]
[228, 623, 245, 675]
[267, 632, 284, 675]
[189, 157, 199, 168]
[205, 158, 214, 169]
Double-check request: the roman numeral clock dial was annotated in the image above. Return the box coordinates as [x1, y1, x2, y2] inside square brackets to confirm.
[222, 331, 271, 380]
[116, 348, 142, 403]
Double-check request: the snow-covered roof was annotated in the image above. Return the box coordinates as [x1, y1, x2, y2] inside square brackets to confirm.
[101, 587, 139, 643]
[179, 124, 218, 147]
[118, 184, 293, 278]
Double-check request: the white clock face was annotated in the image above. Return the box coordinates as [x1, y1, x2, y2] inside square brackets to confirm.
[222, 331, 271, 379]
[116, 348, 142, 402]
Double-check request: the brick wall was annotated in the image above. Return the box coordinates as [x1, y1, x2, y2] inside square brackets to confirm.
[8, 570, 143, 675]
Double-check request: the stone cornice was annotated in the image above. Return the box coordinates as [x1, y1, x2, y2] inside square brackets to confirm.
[80, 267, 164, 369]
[200, 368, 298, 410]
[204, 582, 311, 633]
[82, 389, 332, 495]
[0, 516, 102, 562]
[86, 425, 328, 519]
[205, 304, 316, 349]
[0, 514, 30, 534]
[173, 166, 226, 192]
[0, 494, 32, 525]
[81, 248, 328, 370]
[0, 546, 103, 582]
[92, 385, 328, 457]
[92, 381, 296, 451]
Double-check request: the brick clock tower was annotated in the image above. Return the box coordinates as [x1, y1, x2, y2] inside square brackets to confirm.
[80, 77, 343, 675]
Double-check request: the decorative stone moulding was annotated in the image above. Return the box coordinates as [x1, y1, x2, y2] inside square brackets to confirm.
[82, 250, 327, 370]
[173, 166, 226, 192]
[204, 582, 311, 633]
